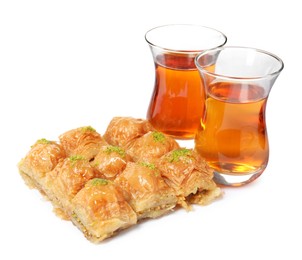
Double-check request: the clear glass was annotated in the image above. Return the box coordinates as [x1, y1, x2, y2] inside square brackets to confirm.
[194, 46, 284, 186]
[145, 24, 227, 139]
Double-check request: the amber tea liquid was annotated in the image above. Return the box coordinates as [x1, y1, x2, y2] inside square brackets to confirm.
[195, 82, 269, 175]
[147, 54, 208, 139]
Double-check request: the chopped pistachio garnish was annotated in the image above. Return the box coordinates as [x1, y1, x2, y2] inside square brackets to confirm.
[81, 126, 96, 132]
[92, 161, 100, 167]
[37, 138, 51, 144]
[139, 162, 160, 176]
[90, 178, 109, 186]
[139, 162, 156, 170]
[104, 145, 126, 158]
[152, 131, 166, 143]
[168, 148, 191, 163]
[31, 138, 51, 148]
[69, 155, 85, 166]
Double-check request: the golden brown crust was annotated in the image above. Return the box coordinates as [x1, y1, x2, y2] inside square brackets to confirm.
[44, 156, 103, 215]
[18, 139, 65, 181]
[187, 185, 222, 206]
[72, 179, 137, 242]
[59, 126, 106, 161]
[114, 162, 177, 219]
[92, 145, 132, 180]
[18, 117, 221, 243]
[156, 148, 221, 205]
[103, 117, 154, 148]
[126, 131, 180, 163]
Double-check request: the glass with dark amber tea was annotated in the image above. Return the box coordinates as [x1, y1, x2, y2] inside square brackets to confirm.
[145, 24, 227, 139]
[195, 46, 284, 186]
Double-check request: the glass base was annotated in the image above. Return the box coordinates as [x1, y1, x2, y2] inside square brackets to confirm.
[213, 168, 265, 187]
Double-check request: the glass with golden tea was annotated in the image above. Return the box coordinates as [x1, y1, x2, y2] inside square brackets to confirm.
[145, 24, 227, 139]
[195, 47, 284, 186]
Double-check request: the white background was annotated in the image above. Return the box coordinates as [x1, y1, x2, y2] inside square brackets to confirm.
[1, 1, 301, 259]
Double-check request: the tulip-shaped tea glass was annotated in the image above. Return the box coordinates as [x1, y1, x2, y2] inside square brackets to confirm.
[194, 46, 284, 186]
[145, 24, 227, 139]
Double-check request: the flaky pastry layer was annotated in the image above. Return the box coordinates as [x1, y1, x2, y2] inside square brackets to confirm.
[18, 117, 221, 243]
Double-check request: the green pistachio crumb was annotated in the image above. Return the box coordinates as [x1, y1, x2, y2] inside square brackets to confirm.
[152, 131, 166, 143]
[69, 155, 85, 166]
[31, 138, 51, 148]
[168, 148, 191, 163]
[139, 162, 160, 176]
[90, 178, 109, 186]
[92, 161, 100, 167]
[104, 146, 126, 158]
[81, 126, 96, 132]
[37, 138, 51, 145]
[139, 162, 156, 170]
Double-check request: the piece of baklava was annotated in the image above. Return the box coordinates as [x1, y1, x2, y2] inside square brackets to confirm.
[103, 117, 154, 148]
[43, 155, 103, 218]
[18, 138, 65, 189]
[59, 126, 106, 161]
[71, 178, 137, 243]
[156, 148, 221, 207]
[126, 131, 180, 163]
[114, 162, 177, 219]
[92, 145, 132, 180]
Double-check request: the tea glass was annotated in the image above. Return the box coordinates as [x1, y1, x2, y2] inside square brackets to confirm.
[145, 24, 227, 140]
[194, 46, 284, 186]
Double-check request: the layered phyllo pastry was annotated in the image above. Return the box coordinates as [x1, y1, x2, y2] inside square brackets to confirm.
[18, 117, 221, 243]
[72, 178, 137, 242]
[103, 117, 154, 148]
[114, 162, 177, 219]
[126, 131, 180, 163]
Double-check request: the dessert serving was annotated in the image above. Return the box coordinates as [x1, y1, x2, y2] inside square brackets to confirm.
[18, 117, 221, 243]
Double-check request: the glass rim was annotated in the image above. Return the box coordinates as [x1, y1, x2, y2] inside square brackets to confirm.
[145, 24, 227, 54]
[195, 46, 284, 80]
